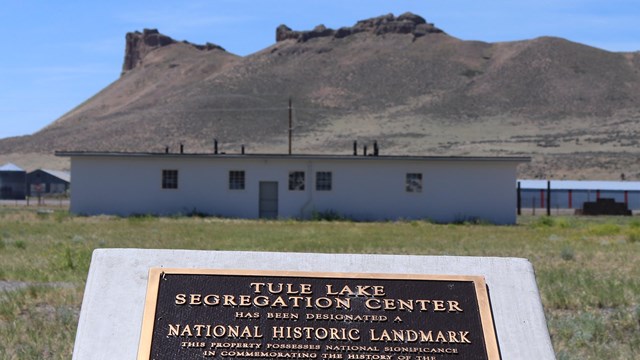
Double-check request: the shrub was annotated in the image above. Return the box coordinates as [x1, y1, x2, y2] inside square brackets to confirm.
[535, 216, 555, 227]
[186, 208, 209, 218]
[311, 210, 348, 221]
[629, 219, 640, 228]
[451, 215, 489, 225]
[53, 211, 71, 223]
[554, 218, 573, 228]
[626, 229, 640, 243]
[36, 209, 52, 219]
[128, 214, 156, 223]
[588, 223, 621, 236]
[63, 247, 75, 270]
[560, 246, 575, 261]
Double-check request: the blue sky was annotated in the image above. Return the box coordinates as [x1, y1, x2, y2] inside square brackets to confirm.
[1, 0, 638, 139]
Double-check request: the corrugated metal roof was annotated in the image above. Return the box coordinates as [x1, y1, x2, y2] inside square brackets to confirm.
[518, 179, 640, 191]
[41, 169, 71, 183]
[0, 163, 24, 172]
[55, 151, 531, 163]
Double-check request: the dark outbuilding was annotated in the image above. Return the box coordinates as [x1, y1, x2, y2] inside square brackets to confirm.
[26, 169, 71, 196]
[0, 163, 26, 200]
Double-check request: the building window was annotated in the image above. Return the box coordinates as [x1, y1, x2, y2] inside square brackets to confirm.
[50, 183, 67, 193]
[162, 170, 178, 189]
[229, 171, 245, 190]
[316, 171, 332, 191]
[406, 173, 422, 193]
[289, 171, 305, 191]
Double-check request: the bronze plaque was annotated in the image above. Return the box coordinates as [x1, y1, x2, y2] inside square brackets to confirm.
[138, 269, 500, 360]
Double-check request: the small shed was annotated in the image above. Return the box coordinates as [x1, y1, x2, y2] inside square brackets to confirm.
[26, 169, 71, 196]
[0, 163, 26, 200]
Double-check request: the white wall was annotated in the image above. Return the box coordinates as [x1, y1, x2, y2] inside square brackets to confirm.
[70, 156, 519, 224]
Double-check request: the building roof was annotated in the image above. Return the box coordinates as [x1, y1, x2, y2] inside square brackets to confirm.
[40, 169, 71, 183]
[518, 179, 640, 191]
[0, 162, 24, 172]
[55, 151, 531, 163]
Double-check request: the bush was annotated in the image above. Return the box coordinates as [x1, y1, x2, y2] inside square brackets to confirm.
[54, 211, 71, 223]
[452, 215, 489, 225]
[311, 210, 348, 221]
[588, 223, 621, 236]
[186, 208, 209, 218]
[561, 246, 575, 261]
[629, 219, 640, 228]
[127, 214, 157, 223]
[62, 247, 75, 270]
[535, 216, 556, 227]
[553, 218, 573, 228]
[626, 229, 640, 243]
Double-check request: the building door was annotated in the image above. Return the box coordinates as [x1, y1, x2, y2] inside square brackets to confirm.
[259, 181, 278, 219]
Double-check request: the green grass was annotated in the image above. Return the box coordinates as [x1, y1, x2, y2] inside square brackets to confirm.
[0, 208, 639, 359]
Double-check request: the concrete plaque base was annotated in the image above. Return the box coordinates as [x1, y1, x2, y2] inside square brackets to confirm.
[72, 249, 555, 359]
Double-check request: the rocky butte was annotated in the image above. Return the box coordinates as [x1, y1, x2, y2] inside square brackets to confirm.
[275, 12, 443, 42]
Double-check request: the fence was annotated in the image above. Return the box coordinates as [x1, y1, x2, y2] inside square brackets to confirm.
[0, 196, 70, 208]
[517, 181, 636, 216]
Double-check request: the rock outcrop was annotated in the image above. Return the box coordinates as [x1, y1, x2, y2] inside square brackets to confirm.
[276, 12, 443, 42]
[122, 29, 225, 73]
[122, 29, 175, 73]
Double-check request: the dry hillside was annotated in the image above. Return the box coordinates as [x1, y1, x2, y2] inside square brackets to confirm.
[1, 13, 640, 179]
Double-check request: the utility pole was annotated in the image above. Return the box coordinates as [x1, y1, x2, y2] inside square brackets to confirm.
[546, 180, 551, 216]
[288, 97, 292, 155]
[517, 181, 521, 216]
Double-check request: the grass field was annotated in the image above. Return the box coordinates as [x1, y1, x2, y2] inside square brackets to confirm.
[0, 207, 639, 359]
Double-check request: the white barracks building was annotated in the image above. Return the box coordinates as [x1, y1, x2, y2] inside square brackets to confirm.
[56, 151, 529, 224]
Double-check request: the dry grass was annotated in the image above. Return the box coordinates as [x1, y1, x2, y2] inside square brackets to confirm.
[0, 207, 639, 359]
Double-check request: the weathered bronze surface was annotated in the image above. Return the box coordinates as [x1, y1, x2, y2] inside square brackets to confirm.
[138, 269, 500, 360]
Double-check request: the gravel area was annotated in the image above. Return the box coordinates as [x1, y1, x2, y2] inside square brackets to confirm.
[0, 281, 30, 293]
[0, 281, 76, 294]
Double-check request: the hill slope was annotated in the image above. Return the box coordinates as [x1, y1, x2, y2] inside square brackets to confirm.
[2, 13, 640, 179]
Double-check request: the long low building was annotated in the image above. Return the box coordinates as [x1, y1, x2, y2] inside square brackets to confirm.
[56, 151, 529, 224]
[518, 180, 640, 210]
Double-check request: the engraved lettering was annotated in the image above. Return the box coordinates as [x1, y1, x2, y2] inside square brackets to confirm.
[174, 293, 186, 305]
[432, 300, 446, 311]
[272, 326, 360, 341]
[459, 331, 471, 343]
[250, 283, 314, 295]
[168, 324, 180, 336]
[189, 294, 202, 305]
[370, 329, 473, 344]
[326, 285, 385, 297]
[166, 324, 263, 339]
[448, 300, 463, 312]
[203, 294, 219, 305]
